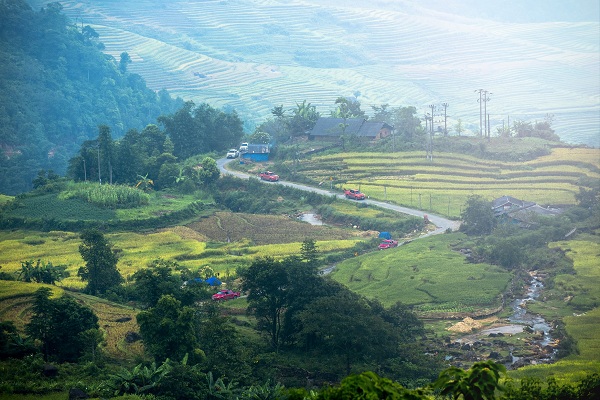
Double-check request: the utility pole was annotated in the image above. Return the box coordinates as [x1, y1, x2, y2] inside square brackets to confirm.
[475, 89, 484, 137]
[428, 104, 436, 161]
[483, 91, 492, 139]
[441, 102, 449, 135]
[97, 146, 101, 184]
[424, 112, 431, 160]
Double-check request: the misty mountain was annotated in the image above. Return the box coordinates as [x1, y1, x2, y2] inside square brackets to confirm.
[27, 0, 599, 147]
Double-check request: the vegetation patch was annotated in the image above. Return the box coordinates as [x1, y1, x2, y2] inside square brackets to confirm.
[58, 182, 150, 209]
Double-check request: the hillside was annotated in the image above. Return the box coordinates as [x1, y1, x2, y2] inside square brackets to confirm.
[26, 0, 600, 147]
[0, 0, 183, 194]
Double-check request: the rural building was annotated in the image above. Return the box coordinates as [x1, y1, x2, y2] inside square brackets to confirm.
[309, 117, 393, 141]
[241, 144, 270, 162]
[492, 196, 536, 217]
[493, 195, 562, 228]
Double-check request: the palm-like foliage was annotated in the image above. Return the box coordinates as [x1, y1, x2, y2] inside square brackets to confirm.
[135, 173, 154, 192]
[107, 359, 173, 396]
[433, 360, 506, 400]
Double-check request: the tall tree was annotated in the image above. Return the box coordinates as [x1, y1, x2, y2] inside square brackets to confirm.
[240, 253, 325, 350]
[77, 229, 122, 295]
[331, 96, 365, 119]
[26, 288, 99, 362]
[300, 238, 318, 267]
[97, 124, 114, 184]
[239, 257, 289, 350]
[299, 288, 397, 376]
[119, 51, 131, 74]
[460, 195, 496, 235]
[137, 294, 201, 363]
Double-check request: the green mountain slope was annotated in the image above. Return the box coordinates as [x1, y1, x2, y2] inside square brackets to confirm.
[0, 0, 183, 194]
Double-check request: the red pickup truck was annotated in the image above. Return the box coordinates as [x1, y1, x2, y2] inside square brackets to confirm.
[259, 171, 279, 181]
[343, 188, 365, 200]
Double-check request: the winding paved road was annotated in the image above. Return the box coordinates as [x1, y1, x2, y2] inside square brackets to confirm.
[218, 158, 461, 235]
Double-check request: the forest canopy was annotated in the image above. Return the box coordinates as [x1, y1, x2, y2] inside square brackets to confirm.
[0, 0, 184, 194]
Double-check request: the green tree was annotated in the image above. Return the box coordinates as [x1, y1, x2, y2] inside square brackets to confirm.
[196, 302, 251, 380]
[196, 156, 220, 187]
[239, 257, 289, 350]
[0, 321, 35, 359]
[26, 288, 99, 362]
[433, 360, 506, 400]
[460, 195, 496, 235]
[137, 294, 202, 363]
[119, 51, 131, 74]
[299, 288, 398, 376]
[131, 265, 180, 308]
[300, 238, 319, 267]
[77, 229, 122, 295]
[288, 100, 320, 141]
[331, 96, 365, 119]
[97, 124, 115, 184]
[575, 186, 599, 210]
[248, 130, 271, 144]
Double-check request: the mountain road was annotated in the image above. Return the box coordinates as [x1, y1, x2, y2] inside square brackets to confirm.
[217, 158, 461, 236]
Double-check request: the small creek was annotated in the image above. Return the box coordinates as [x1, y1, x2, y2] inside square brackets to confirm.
[454, 272, 556, 366]
[506, 274, 553, 347]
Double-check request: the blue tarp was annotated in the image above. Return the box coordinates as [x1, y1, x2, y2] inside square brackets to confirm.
[205, 276, 222, 286]
[379, 232, 392, 240]
[184, 276, 222, 286]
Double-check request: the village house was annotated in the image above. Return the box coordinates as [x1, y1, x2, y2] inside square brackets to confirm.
[309, 117, 393, 141]
[492, 195, 562, 228]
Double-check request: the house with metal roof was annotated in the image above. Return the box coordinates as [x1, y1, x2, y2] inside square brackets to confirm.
[309, 117, 393, 141]
[492, 195, 562, 228]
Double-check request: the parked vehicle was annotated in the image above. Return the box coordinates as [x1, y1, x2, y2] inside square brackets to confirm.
[226, 149, 239, 158]
[212, 289, 241, 301]
[344, 188, 365, 200]
[259, 171, 279, 181]
[378, 239, 399, 249]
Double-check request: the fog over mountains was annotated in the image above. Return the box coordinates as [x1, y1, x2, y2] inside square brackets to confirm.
[29, 0, 600, 147]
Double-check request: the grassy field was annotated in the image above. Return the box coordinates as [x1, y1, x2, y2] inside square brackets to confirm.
[330, 232, 512, 312]
[293, 146, 599, 218]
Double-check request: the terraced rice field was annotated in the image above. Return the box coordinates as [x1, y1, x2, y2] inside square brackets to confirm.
[299, 147, 600, 217]
[28, 0, 599, 147]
